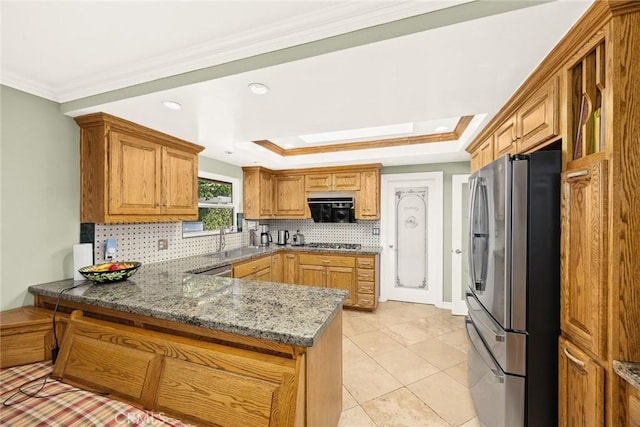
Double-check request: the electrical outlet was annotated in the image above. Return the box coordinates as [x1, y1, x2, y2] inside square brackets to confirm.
[372, 228, 380, 236]
[158, 239, 168, 250]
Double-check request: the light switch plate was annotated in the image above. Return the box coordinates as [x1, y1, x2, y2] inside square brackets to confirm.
[158, 239, 168, 250]
[372, 228, 380, 235]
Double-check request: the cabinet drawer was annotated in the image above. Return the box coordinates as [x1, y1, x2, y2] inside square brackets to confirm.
[356, 257, 375, 269]
[233, 256, 272, 278]
[357, 281, 374, 294]
[357, 293, 376, 308]
[357, 270, 374, 282]
[298, 253, 355, 268]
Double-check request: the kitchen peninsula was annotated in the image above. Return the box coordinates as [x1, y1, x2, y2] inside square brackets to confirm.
[28, 257, 348, 427]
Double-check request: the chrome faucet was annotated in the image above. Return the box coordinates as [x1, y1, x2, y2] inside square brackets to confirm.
[217, 227, 226, 252]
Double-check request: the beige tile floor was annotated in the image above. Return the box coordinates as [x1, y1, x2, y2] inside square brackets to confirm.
[339, 301, 482, 427]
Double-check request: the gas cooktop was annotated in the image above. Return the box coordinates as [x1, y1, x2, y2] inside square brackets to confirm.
[306, 242, 362, 250]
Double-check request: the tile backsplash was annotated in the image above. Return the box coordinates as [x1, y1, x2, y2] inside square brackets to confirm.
[262, 219, 381, 246]
[94, 223, 247, 264]
[91, 219, 380, 264]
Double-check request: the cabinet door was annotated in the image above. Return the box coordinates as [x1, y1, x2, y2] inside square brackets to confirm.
[109, 131, 162, 215]
[479, 135, 494, 168]
[271, 254, 283, 283]
[283, 253, 298, 284]
[517, 76, 559, 152]
[254, 268, 271, 282]
[259, 171, 274, 217]
[163, 147, 198, 215]
[298, 265, 325, 287]
[558, 337, 604, 427]
[305, 174, 332, 191]
[332, 172, 360, 190]
[326, 266, 355, 306]
[494, 115, 517, 158]
[356, 170, 380, 219]
[274, 175, 306, 217]
[561, 160, 608, 359]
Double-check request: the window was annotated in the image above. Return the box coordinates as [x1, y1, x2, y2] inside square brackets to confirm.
[182, 171, 240, 237]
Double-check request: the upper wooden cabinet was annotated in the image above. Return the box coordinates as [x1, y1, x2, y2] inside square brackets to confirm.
[274, 175, 306, 218]
[356, 168, 381, 220]
[75, 113, 203, 223]
[243, 164, 381, 220]
[494, 115, 518, 158]
[305, 172, 360, 191]
[242, 167, 274, 219]
[517, 76, 559, 152]
[471, 135, 494, 171]
[467, 74, 559, 172]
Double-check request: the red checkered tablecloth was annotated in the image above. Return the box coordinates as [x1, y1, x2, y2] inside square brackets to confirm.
[0, 362, 192, 426]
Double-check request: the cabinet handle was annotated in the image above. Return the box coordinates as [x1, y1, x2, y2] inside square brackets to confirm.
[322, 260, 330, 263]
[252, 266, 257, 270]
[566, 170, 589, 180]
[563, 347, 586, 368]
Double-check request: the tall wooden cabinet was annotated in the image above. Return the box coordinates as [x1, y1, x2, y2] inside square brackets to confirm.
[466, 2, 640, 425]
[75, 113, 203, 223]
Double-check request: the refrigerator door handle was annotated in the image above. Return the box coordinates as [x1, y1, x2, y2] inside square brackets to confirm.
[468, 176, 478, 289]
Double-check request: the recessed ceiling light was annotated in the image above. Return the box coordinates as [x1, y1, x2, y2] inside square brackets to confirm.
[435, 125, 449, 132]
[284, 143, 295, 148]
[248, 83, 269, 95]
[162, 100, 182, 110]
[300, 122, 414, 144]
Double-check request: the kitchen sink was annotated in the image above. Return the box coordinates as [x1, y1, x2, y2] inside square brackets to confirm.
[205, 247, 268, 259]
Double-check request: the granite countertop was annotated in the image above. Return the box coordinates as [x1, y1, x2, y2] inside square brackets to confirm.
[613, 360, 640, 390]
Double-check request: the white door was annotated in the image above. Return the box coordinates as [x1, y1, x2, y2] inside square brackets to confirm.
[451, 174, 470, 315]
[381, 172, 443, 304]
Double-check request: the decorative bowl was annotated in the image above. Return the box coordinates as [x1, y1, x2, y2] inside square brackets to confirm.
[78, 262, 141, 283]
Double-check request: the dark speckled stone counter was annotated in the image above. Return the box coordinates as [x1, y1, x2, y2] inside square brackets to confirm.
[613, 360, 640, 390]
[28, 259, 350, 347]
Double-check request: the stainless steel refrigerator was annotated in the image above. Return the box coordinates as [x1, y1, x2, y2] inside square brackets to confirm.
[466, 151, 561, 427]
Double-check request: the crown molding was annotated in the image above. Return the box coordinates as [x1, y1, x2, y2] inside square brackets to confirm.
[255, 116, 474, 156]
[47, 1, 470, 103]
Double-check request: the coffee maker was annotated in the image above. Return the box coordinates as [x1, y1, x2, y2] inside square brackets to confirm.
[276, 230, 290, 245]
[259, 224, 272, 246]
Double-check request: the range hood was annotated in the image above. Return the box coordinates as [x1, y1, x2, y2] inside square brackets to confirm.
[307, 192, 356, 223]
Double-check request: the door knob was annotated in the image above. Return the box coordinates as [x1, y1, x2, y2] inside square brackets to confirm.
[388, 245, 394, 248]
[454, 249, 462, 254]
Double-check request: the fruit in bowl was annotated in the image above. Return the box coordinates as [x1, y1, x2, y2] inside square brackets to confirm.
[78, 261, 141, 283]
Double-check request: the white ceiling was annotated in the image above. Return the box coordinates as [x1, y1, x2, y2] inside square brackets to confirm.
[1, 0, 593, 169]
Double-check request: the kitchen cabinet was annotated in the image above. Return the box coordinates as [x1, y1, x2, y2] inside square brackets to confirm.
[75, 113, 203, 223]
[517, 76, 559, 152]
[271, 253, 283, 283]
[470, 135, 494, 172]
[561, 160, 608, 360]
[467, 76, 559, 171]
[356, 168, 380, 220]
[232, 255, 271, 280]
[298, 253, 356, 306]
[355, 256, 378, 309]
[305, 172, 360, 191]
[243, 164, 381, 221]
[558, 336, 604, 427]
[274, 174, 307, 218]
[494, 115, 518, 158]
[242, 167, 274, 219]
[282, 253, 298, 284]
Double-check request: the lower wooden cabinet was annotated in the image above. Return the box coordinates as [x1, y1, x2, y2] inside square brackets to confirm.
[559, 336, 605, 427]
[271, 254, 283, 282]
[233, 256, 272, 280]
[298, 254, 356, 306]
[233, 251, 378, 310]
